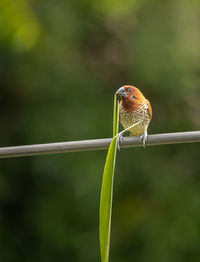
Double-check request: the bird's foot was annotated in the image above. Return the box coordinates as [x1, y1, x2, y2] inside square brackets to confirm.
[117, 134, 124, 151]
[140, 130, 148, 148]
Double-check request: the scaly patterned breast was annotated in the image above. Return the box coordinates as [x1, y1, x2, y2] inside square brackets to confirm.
[119, 103, 151, 136]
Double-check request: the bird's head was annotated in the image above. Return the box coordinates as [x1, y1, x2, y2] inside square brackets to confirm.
[116, 85, 146, 111]
[116, 85, 145, 100]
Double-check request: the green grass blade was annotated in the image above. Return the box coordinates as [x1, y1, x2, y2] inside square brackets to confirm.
[113, 94, 117, 137]
[99, 95, 119, 262]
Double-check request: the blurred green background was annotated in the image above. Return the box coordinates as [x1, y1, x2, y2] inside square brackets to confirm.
[0, 0, 200, 261]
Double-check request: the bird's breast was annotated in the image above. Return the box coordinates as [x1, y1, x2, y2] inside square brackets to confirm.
[119, 103, 151, 135]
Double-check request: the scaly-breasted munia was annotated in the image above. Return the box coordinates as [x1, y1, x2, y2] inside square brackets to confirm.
[116, 85, 152, 148]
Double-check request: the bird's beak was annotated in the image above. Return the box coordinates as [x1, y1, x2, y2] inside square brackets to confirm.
[116, 87, 128, 97]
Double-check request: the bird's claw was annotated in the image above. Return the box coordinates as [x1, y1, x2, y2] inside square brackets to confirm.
[117, 134, 123, 151]
[140, 130, 148, 148]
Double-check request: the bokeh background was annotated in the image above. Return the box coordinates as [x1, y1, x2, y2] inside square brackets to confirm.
[0, 0, 200, 261]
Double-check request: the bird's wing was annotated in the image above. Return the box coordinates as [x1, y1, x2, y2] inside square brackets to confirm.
[145, 100, 152, 120]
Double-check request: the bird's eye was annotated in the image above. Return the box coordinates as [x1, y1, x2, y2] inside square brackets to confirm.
[128, 88, 132, 93]
[132, 94, 137, 99]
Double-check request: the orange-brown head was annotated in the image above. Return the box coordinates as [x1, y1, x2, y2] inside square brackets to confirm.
[116, 85, 148, 112]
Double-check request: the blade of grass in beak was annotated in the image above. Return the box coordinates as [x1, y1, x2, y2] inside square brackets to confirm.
[113, 94, 118, 137]
[99, 94, 119, 262]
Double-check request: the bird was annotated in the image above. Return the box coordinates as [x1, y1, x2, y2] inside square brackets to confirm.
[116, 85, 152, 149]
